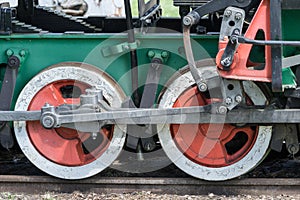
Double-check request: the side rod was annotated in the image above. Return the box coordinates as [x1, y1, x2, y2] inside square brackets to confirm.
[3, 107, 300, 125]
[47, 108, 300, 125]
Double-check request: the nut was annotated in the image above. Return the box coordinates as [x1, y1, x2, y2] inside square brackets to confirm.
[235, 95, 243, 103]
[224, 10, 232, 18]
[218, 106, 227, 114]
[225, 97, 233, 105]
[41, 115, 56, 129]
[235, 12, 243, 20]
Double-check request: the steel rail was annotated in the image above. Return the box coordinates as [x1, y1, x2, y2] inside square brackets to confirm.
[0, 175, 300, 195]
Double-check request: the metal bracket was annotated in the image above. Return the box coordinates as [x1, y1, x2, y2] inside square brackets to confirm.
[220, 29, 241, 70]
[101, 41, 140, 57]
[219, 7, 245, 42]
[219, 7, 245, 70]
[271, 124, 299, 155]
[222, 79, 243, 110]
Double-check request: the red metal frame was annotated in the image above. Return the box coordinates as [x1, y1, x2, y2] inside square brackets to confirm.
[216, 0, 272, 82]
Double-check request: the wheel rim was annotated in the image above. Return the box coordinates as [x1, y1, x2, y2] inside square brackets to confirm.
[158, 62, 272, 181]
[14, 63, 126, 179]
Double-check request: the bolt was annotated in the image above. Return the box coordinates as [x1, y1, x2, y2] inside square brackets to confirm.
[235, 95, 243, 103]
[161, 51, 169, 58]
[221, 57, 231, 67]
[148, 50, 155, 58]
[198, 82, 208, 92]
[19, 50, 26, 57]
[6, 49, 13, 56]
[224, 10, 232, 18]
[178, 46, 185, 55]
[8, 56, 20, 68]
[235, 12, 243, 20]
[288, 144, 299, 154]
[42, 115, 55, 129]
[123, 45, 130, 50]
[233, 29, 240, 35]
[218, 106, 228, 114]
[225, 97, 233, 105]
[183, 15, 193, 26]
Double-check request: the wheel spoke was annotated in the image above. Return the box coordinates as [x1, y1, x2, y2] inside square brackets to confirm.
[37, 84, 66, 106]
[48, 84, 67, 105]
[197, 139, 228, 165]
[27, 122, 83, 165]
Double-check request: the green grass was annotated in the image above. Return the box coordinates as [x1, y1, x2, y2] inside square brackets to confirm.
[131, 0, 179, 17]
[160, 0, 179, 17]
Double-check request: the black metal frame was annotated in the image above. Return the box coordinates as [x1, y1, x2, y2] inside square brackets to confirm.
[270, 0, 283, 92]
[0, 55, 21, 148]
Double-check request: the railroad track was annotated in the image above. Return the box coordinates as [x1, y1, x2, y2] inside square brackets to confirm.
[0, 175, 300, 196]
[1, 150, 300, 196]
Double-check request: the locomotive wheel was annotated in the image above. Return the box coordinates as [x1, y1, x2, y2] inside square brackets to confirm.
[158, 60, 272, 181]
[14, 62, 126, 179]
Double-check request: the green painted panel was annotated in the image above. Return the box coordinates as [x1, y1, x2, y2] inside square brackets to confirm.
[282, 10, 300, 57]
[281, 9, 300, 87]
[0, 33, 218, 108]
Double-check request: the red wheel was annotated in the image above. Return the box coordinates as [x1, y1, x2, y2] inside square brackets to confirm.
[27, 80, 112, 166]
[14, 63, 126, 179]
[158, 63, 272, 181]
[171, 86, 257, 168]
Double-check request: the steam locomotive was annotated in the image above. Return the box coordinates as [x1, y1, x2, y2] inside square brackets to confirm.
[0, 0, 299, 181]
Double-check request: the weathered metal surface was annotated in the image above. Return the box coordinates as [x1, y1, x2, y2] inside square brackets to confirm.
[0, 175, 300, 195]
[49, 108, 300, 125]
[270, 0, 283, 92]
[3, 105, 300, 125]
